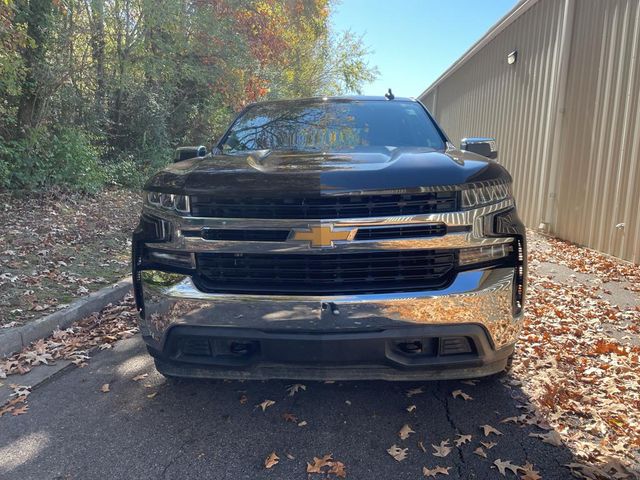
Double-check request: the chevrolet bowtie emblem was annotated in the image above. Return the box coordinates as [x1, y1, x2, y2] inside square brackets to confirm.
[291, 225, 358, 247]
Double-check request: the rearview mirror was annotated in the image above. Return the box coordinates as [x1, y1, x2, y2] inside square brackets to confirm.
[460, 137, 497, 160]
[174, 145, 207, 163]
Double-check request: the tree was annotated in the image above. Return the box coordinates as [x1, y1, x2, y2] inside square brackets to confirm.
[14, 0, 53, 133]
[0, 0, 379, 191]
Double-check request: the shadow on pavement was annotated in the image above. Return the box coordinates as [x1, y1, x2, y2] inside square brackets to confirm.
[0, 336, 582, 480]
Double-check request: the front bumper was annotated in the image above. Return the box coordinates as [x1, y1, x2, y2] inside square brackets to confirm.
[139, 267, 522, 380]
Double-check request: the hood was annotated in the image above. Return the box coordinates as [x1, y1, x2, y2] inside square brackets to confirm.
[145, 146, 511, 197]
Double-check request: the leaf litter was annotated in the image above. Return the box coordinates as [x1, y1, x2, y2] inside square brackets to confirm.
[510, 232, 640, 474]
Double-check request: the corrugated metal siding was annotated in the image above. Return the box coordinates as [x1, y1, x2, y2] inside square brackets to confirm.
[420, 0, 640, 263]
[421, 0, 567, 229]
[555, 0, 640, 263]
[423, 90, 437, 115]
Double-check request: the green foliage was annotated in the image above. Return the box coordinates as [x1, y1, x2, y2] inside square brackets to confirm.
[3, 127, 105, 192]
[103, 148, 173, 189]
[0, 0, 379, 192]
[0, 150, 11, 188]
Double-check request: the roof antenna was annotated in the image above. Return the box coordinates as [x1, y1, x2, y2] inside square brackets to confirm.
[384, 88, 395, 100]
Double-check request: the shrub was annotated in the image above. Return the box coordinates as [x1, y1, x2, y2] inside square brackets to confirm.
[2, 127, 105, 193]
[0, 144, 12, 188]
[103, 146, 173, 189]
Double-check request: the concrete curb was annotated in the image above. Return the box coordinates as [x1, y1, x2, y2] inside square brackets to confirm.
[0, 360, 73, 407]
[0, 277, 132, 358]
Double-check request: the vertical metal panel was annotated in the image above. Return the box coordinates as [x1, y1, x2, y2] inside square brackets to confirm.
[423, 90, 437, 117]
[419, 0, 640, 263]
[555, 0, 640, 263]
[419, 0, 567, 229]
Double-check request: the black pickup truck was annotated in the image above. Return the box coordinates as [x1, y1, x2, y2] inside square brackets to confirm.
[132, 96, 526, 381]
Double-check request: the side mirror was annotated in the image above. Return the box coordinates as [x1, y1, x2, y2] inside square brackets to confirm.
[460, 137, 497, 159]
[174, 145, 207, 163]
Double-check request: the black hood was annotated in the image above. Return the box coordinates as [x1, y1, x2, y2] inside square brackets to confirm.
[145, 146, 511, 197]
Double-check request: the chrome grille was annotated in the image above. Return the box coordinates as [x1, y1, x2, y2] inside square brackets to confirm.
[182, 224, 448, 242]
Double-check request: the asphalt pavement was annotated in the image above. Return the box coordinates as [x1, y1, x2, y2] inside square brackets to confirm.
[0, 336, 577, 480]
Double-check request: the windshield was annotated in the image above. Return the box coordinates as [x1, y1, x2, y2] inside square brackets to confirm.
[220, 100, 445, 153]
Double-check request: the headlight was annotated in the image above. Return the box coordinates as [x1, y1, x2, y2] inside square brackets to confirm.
[461, 181, 512, 209]
[145, 191, 190, 214]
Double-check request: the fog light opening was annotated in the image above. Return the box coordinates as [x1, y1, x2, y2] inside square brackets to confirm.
[397, 340, 424, 354]
[439, 337, 473, 356]
[229, 341, 257, 356]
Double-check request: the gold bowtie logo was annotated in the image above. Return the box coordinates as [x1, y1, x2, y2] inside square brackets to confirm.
[291, 225, 358, 247]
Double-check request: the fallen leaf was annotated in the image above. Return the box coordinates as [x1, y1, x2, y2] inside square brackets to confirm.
[328, 461, 347, 478]
[285, 453, 295, 460]
[520, 462, 541, 480]
[399, 424, 415, 440]
[493, 459, 522, 476]
[423, 466, 451, 477]
[418, 441, 427, 453]
[10, 385, 31, 397]
[387, 444, 408, 462]
[286, 383, 306, 397]
[431, 440, 452, 458]
[529, 431, 562, 447]
[0, 395, 27, 417]
[480, 441, 497, 450]
[306, 454, 333, 473]
[257, 399, 275, 412]
[23, 350, 54, 366]
[406, 404, 417, 413]
[100, 383, 110, 393]
[11, 404, 28, 416]
[282, 412, 298, 423]
[473, 447, 487, 458]
[146, 392, 157, 399]
[452, 389, 473, 401]
[454, 434, 472, 447]
[406, 387, 425, 398]
[297, 420, 307, 427]
[132, 373, 148, 382]
[480, 425, 503, 436]
[264, 452, 279, 469]
[500, 415, 526, 424]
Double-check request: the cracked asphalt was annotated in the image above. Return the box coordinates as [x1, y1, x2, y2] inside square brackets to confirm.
[0, 336, 577, 479]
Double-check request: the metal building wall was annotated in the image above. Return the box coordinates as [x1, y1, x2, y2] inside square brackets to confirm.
[554, 0, 640, 263]
[421, 0, 568, 229]
[420, 0, 640, 263]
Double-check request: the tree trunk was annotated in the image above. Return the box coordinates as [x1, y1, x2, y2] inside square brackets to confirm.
[15, 0, 53, 135]
[90, 0, 106, 127]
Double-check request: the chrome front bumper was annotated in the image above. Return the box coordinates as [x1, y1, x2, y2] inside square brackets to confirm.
[139, 266, 522, 353]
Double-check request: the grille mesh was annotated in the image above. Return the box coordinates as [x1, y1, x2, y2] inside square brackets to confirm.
[190, 191, 458, 219]
[194, 250, 456, 295]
